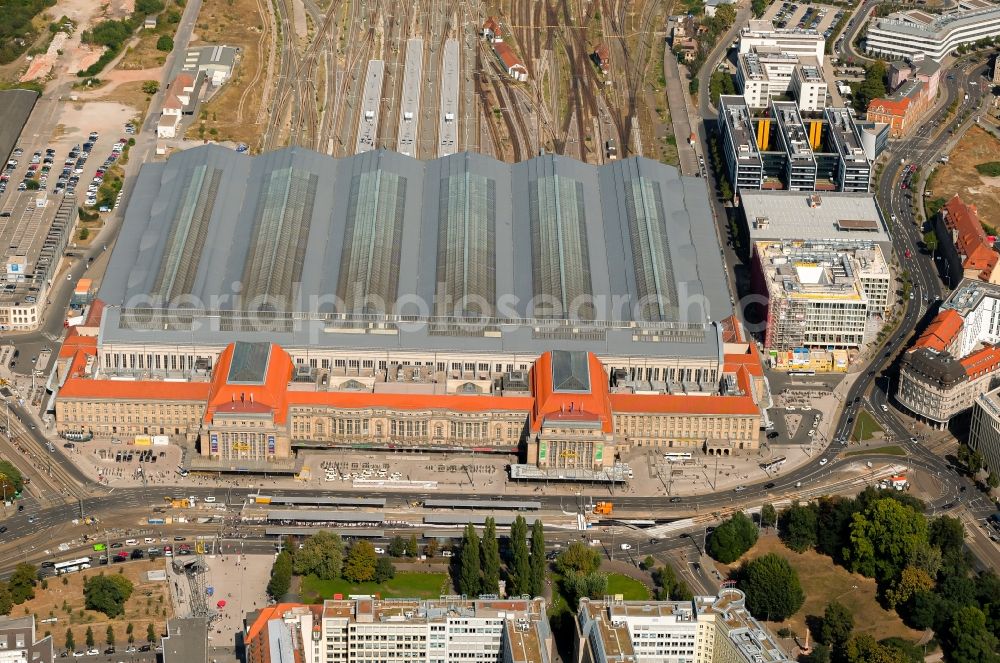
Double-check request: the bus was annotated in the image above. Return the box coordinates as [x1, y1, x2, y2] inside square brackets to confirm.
[760, 456, 787, 472]
[663, 452, 693, 462]
[54, 557, 92, 575]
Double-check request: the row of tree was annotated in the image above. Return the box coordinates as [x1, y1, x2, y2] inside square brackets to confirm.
[777, 488, 999, 663]
[64, 623, 157, 653]
[267, 532, 398, 599]
[457, 517, 545, 598]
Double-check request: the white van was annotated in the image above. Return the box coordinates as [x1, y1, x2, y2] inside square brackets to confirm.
[880, 404, 888, 412]
[125, 539, 137, 546]
[203, 496, 216, 503]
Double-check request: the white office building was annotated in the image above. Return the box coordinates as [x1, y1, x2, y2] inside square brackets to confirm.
[575, 591, 793, 663]
[738, 20, 826, 65]
[865, 0, 1000, 61]
[737, 48, 828, 112]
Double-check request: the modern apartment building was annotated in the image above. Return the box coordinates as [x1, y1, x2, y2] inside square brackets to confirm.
[969, 384, 1000, 477]
[244, 599, 553, 663]
[574, 591, 793, 663]
[897, 280, 1000, 426]
[717, 97, 873, 193]
[0, 616, 54, 663]
[751, 239, 891, 351]
[738, 20, 825, 65]
[864, 0, 1000, 61]
[736, 49, 828, 112]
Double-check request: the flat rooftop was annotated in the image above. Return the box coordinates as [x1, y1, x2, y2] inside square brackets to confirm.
[742, 191, 890, 247]
[98, 146, 732, 360]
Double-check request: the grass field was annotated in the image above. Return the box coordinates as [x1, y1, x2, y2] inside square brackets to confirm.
[934, 125, 1000, 232]
[298, 572, 450, 602]
[851, 410, 883, 441]
[17, 561, 172, 652]
[606, 574, 651, 600]
[722, 536, 923, 643]
[186, 0, 268, 146]
[844, 445, 906, 457]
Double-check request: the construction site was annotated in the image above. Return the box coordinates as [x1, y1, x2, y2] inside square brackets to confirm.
[233, 0, 671, 163]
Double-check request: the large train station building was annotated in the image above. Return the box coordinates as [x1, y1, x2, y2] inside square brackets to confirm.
[52, 146, 768, 472]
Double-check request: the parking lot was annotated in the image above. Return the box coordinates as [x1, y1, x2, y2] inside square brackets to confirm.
[762, 1, 843, 38]
[0, 100, 138, 330]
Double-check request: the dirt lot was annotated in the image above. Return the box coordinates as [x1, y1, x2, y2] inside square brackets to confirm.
[722, 536, 924, 644]
[933, 125, 1000, 232]
[19, 561, 173, 651]
[186, 0, 269, 146]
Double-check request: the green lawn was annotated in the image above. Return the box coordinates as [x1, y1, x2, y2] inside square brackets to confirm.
[605, 573, 651, 600]
[844, 445, 907, 457]
[299, 572, 449, 602]
[850, 409, 883, 441]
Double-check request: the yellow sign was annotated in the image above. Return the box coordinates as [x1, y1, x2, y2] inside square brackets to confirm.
[134, 435, 152, 446]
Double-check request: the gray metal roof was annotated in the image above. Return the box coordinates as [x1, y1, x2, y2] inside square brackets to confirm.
[98, 146, 732, 359]
[741, 191, 890, 249]
[0, 89, 38, 163]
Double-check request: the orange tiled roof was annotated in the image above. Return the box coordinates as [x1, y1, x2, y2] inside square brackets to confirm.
[59, 378, 211, 401]
[529, 352, 613, 433]
[205, 343, 295, 425]
[483, 16, 500, 34]
[913, 308, 963, 352]
[945, 195, 997, 280]
[246, 603, 307, 642]
[83, 299, 105, 328]
[960, 344, 1000, 378]
[867, 97, 911, 117]
[609, 392, 760, 415]
[493, 41, 525, 70]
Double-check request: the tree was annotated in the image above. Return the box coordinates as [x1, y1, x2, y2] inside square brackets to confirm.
[738, 553, 804, 621]
[651, 563, 691, 601]
[988, 471, 1000, 489]
[105, 625, 115, 647]
[923, 230, 939, 254]
[818, 601, 854, 649]
[707, 511, 758, 564]
[942, 606, 1000, 663]
[146, 624, 156, 644]
[509, 516, 530, 596]
[425, 539, 439, 558]
[844, 634, 909, 663]
[126, 623, 134, 645]
[562, 571, 608, 608]
[641, 555, 657, 571]
[885, 566, 934, 610]
[141, 80, 159, 94]
[293, 531, 343, 580]
[529, 519, 546, 597]
[958, 444, 984, 475]
[406, 534, 419, 558]
[760, 504, 777, 529]
[267, 551, 292, 599]
[555, 542, 601, 576]
[83, 575, 134, 618]
[480, 518, 500, 596]
[7, 563, 37, 604]
[751, 0, 768, 17]
[0, 460, 25, 493]
[930, 515, 965, 557]
[779, 504, 818, 553]
[65, 628, 75, 652]
[388, 535, 406, 557]
[343, 541, 378, 583]
[689, 77, 699, 96]
[458, 523, 481, 596]
[844, 498, 928, 583]
[85, 627, 94, 649]
[0, 583, 12, 616]
[155, 35, 173, 52]
[373, 558, 395, 584]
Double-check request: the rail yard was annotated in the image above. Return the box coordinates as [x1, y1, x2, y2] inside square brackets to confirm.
[254, 0, 671, 163]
